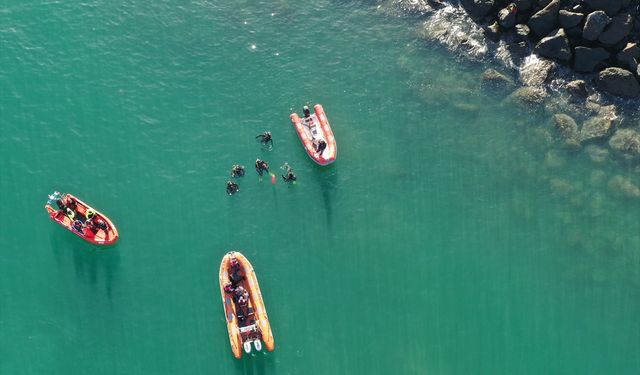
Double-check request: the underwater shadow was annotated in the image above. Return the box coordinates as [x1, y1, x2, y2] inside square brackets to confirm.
[310, 163, 338, 229]
[49, 231, 120, 300]
[234, 352, 276, 375]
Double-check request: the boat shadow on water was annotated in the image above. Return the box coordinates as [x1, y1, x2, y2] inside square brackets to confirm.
[312, 163, 338, 229]
[233, 351, 276, 375]
[49, 232, 120, 300]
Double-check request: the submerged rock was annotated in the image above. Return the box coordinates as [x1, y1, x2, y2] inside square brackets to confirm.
[553, 113, 581, 147]
[580, 115, 614, 141]
[534, 28, 571, 61]
[608, 175, 640, 199]
[519, 56, 555, 86]
[565, 80, 588, 99]
[609, 128, 640, 159]
[508, 86, 548, 105]
[596, 67, 640, 97]
[482, 68, 515, 88]
[585, 145, 610, 163]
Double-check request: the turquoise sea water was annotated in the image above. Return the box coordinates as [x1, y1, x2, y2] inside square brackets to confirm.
[1, 1, 640, 374]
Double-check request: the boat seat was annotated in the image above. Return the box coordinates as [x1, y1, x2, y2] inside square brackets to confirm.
[239, 324, 257, 333]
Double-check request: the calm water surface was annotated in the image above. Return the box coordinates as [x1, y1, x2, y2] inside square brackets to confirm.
[1, 1, 639, 374]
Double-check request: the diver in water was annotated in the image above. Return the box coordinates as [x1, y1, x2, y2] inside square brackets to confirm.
[256, 131, 273, 150]
[231, 164, 245, 178]
[281, 162, 297, 183]
[226, 181, 240, 195]
[255, 159, 269, 176]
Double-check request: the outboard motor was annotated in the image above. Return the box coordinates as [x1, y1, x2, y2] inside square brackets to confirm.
[303, 106, 310, 118]
[254, 339, 262, 351]
[243, 341, 252, 354]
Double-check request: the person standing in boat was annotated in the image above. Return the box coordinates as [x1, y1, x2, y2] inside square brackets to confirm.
[314, 139, 327, 156]
[229, 257, 245, 286]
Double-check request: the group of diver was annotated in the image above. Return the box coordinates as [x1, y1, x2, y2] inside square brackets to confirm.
[50, 192, 108, 236]
[225, 130, 297, 196]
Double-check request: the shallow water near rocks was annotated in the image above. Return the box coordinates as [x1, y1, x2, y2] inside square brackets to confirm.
[1, 1, 640, 374]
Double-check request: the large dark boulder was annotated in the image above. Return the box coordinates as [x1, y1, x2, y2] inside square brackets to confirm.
[616, 43, 640, 71]
[598, 13, 633, 46]
[533, 28, 571, 62]
[528, 0, 561, 37]
[596, 67, 640, 97]
[461, 0, 495, 19]
[498, 4, 517, 29]
[583, 0, 623, 17]
[514, 0, 533, 12]
[484, 21, 501, 42]
[583, 11, 610, 41]
[559, 10, 584, 29]
[574, 47, 610, 72]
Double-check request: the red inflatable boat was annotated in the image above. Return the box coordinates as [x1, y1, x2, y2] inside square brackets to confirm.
[45, 191, 119, 245]
[290, 104, 337, 165]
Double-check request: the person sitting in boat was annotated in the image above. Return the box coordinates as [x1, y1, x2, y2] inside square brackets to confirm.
[72, 219, 85, 234]
[281, 163, 296, 183]
[84, 209, 101, 234]
[226, 181, 240, 195]
[229, 257, 245, 285]
[65, 196, 78, 211]
[233, 285, 249, 304]
[231, 164, 245, 178]
[303, 105, 311, 118]
[255, 159, 269, 176]
[256, 131, 273, 149]
[314, 139, 327, 156]
[223, 282, 235, 294]
[66, 207, 76, 221]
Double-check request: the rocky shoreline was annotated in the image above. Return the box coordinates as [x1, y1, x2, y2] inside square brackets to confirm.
[401, 0, 640, 171]
[464, 0, 640, 97]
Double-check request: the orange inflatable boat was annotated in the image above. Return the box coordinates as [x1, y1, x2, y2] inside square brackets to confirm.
[45, 192, 119, 245]
[290, 104, 337, 165]
[219, 251, 274, 359]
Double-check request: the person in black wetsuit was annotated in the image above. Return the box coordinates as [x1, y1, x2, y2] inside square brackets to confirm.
[256, 131, 273, 149]
[226, 181, 240, 195]
[231, 164, 245, 178]
[255, 159, 269, 176]
[281, 163, 296, 183]
[229, 257, 245, 286]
